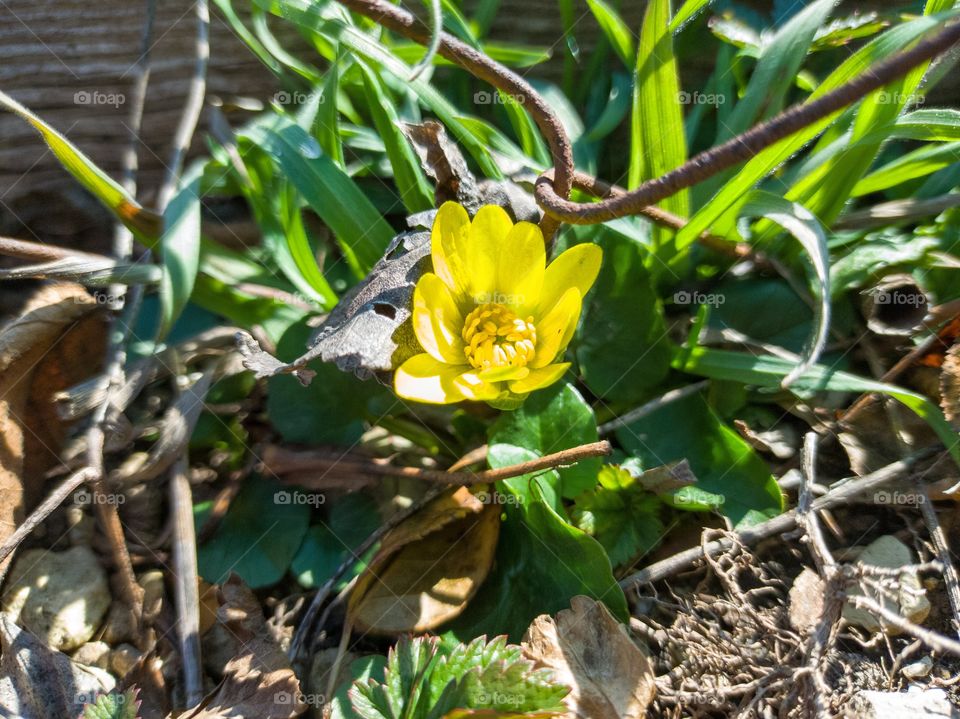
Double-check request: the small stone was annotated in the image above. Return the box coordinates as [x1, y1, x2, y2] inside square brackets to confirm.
[100, 602, 135, 645]
[847, 688, 959, 718]
[71, 641, 111, 670]
[902, 656, 934, 680]
[139, 570, 164, 622]
[1, 546, 110, 651]
[109, 643, 142, 677]
[789, 567, 826, 633]
[842, 535, 931, 634]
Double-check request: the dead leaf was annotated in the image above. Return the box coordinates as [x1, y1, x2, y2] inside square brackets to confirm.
[402, 121, 482, 212]
[521, 596, 655, 719]
[940, 343, 960, 426]
[0, 612, 115, 718]
[173, 575, 307, 718]
[0, 283, 104, 573]
[348, 488, 500, 635]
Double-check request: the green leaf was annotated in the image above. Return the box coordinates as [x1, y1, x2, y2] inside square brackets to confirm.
[0, 89, 160, 242]
[852, 141, 960, 196]
[447, 487, 627, 642]
[348, 636, 567, 719]
[488, 382, 600, 499]
[196, 475, 311, 588]
[616, 390, 784, 527]
[717, 0, 835, 142]
[291, 493, 381, 589]
[81, 689, 140, 719]
[574, 230, 673, 404]
[571, 465, 664, 567]
[830, 234, 940, 295]
[629, 0, 689, 249]
[356, 59, 435, 213]
[670, 0, 715, 31]
[585, 0, 635, 67]
[736, 191, 830, 387]
[267, 319, 387, 445]
[159, 163, 203, 339]
[675, 346, 960, 468]
[243, 113, 394, 276]
[678, 12, 956, 247]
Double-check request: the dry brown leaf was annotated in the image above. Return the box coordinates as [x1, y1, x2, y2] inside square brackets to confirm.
[0, 283, 104, 573]
[0, 612, 115, 718]
[173, 575, 307, 718]
[522, 595, 655, 719]
[940, 343, 960, 426]
[348, 488, 499, 635]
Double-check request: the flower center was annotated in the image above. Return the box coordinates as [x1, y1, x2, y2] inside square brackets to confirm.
[461, 303, 537, 370]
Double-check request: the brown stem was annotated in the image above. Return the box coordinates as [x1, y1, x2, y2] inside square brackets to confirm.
[535, 20, 960, 224]
[266, 440, 611, 486]
[333, 0, 574, 242]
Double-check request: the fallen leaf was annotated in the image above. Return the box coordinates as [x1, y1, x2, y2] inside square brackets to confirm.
[521, 596, 655, 719]
[0, 283, 104, 574]
[0, 612, 115, 718]
[788, 567, 826, 634]
[348, 488, 500, 635]
[402, 121, 483, 212]
[172, 575, 307, 718]
[940, 343, 959, 426]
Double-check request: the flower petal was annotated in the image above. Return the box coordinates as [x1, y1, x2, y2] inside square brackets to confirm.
[508, 363, 570, 394]
[413, 273, 466, 364]
[395, 353, 469, 404]
[431, 201, 472, 296]
[467, 205, 513, 302]
[538, 243, 602, 316]
[453, 370, 503, 401]
[478, 364, 530, 382]
[494, 221, 545, 312]
[531, 287, 581, 369]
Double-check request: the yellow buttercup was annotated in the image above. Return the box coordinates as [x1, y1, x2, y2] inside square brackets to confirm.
[394, 201, 602, 409]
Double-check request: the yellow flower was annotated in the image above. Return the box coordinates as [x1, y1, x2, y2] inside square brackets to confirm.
[394, 201, 602, 409]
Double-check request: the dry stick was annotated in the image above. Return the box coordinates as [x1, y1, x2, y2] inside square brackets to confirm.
[598, 382, 710, 436]
[157, 0, 209, 211]
[268, 440, 611, 486]
[0, 467, 97, 580]
[287, 439, 610, 660]
[0, 236, 102, 263]
[534, 20, 960, 224]
[832, 193, 960, 231]
[334, 0, 573, 242]
[848, 594, 960, 657]
[619, 448, 937, 588]
[169, 455, 203, 706]
[915, 484, 960, 641]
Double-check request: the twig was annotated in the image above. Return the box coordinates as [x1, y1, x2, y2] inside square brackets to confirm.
[534, 21, 960, 224]
[0, 236, 100, 263]
[169, 455, 203, 706]
[915, 484, 960, 640]
[267, 440, 611, 486]
[334, 0, 573, 242]
[157, 0, 209, 211]
[832, 193, 960, 231]
[619, 448, 938, 587]
[0, 467, 97, 580]
[848, 594, 960, 656]
[598, 382, 709, 435]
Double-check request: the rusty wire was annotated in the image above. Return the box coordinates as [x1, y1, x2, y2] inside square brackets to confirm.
[336, 0, 960, 236]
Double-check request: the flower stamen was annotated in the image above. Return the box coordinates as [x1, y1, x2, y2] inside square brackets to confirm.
[461, 303, 536, 370]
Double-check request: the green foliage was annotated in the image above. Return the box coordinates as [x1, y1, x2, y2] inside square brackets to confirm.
[347, 635, 568, 719]
[571, 465, 664, 568]
[80, 689, 140, 719]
